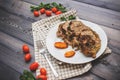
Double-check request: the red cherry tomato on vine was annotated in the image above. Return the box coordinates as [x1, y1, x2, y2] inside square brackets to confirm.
[33, 11, 39, 17]
[45, 10, 52, 16]
[51, 7, 58, 13]
[40, 8, 46, 14]
[55, 11, 62, 15]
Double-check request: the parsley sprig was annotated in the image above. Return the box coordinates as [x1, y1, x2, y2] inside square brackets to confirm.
[60, 15, 76, 21]
[19, 70, 41, 80]
[30, 2, 67, 12]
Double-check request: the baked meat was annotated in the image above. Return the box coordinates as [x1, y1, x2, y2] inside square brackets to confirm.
[56, 21, 101, 58]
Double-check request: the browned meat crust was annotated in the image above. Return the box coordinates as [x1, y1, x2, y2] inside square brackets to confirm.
[56, 20, 101, 58]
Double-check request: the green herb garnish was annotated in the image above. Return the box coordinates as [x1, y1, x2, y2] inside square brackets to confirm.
[30, 2, 67, 12]
[44, 3, 52, 10]
[51, 2, 58, 7]
[68, 15, 76, 20]
[60, 15, 76, 21]
[19, 70, 41, 80]
[57, 4, 67, 12]
[60, 17, 67, 21]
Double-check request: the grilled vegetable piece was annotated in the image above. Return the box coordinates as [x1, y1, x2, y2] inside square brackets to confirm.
[54, 42, 68, 49]
[64, 50, 75, 58]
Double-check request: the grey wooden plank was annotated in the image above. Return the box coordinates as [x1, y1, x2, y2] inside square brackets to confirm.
[101, 25, 120, 42]
[108, 39, 120, 55]
[0, 3, 120, 59]
[0, 31, 34, 57]
[0, 23, 120, 80]
[67, 72, 105, 80]
[74, 0, 120, 12]
[22, 0, 120, 30]
[1, 0, 120, 50]
[0, 0, 43, 21]
[0, 44, 29, 74]
[0, 61, 20, 80]
[0, 9, 33, 46]
[105, 52, 120, 66]
[1, 0, 119, 54]
[0, 31, 35, 74]
[0, 23, 33, 46]
[100, 25, 120, 55]
[91, 53, 120, 80]
[0, 31, 102, 80]
[0, 0, 120, 30]
[69, 0, 120, 30]
[0, 0, 120, 80]
[1, 1, 119, 50]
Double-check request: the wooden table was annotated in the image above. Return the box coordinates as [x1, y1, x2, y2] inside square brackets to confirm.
[0, 0, 120, 80]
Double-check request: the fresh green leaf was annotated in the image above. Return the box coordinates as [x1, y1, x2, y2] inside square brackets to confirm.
[30, 6, 35, 9]
[20, 70, 36, 80]
[44, 3, 52, 9]
[30, 6, 39, 12]
[23, 70, 28, 74]
[40, 2, 44, 6]
[35, 7, 40, 11]
[20, 75, 27, 80]
[57, 4, 66, 13]
[30, 2, 44, 12]
[60, 17, 67, 21]
[36, 78, 42, 80]
[38, 2, 45, 9]
[30, 6, 35, 12]
[60, 9, 67, 13]
[60, 15, 76, 21]
[24, 70, 36, 80]
[58, 3, 63, 7]
[27, 77, 34, 80]
[51, 2, 58, 7]
[68, 15, 76, 20]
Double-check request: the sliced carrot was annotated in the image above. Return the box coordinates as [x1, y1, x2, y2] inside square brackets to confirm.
[64, 51, 75, 58]
[54, 42, 68, 49]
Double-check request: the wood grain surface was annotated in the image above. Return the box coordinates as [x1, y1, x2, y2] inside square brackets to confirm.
[0, 0, 120, 80]
[74, 0, 120, 12]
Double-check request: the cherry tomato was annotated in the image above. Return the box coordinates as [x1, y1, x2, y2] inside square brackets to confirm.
[40, 8, 46, 14]
[51, 7, 58, 13]
[33, 11, 39, 17]
[40, 68, 47, 75]
[55, 11, 62, 15]
[24, 53, 31, 62]
[29, 62, 39, 71]
[45, 10, 52, 16]
[22, 44, 30, 53]
[36, 75, 47, 80]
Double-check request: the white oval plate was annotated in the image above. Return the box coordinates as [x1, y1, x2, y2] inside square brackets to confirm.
[46, 19, 107, 64]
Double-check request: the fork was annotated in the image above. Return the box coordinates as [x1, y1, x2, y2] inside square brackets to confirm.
[36, 40, 59, 78]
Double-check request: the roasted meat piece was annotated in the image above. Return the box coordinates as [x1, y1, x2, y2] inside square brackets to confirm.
[56, 20, 101, 58]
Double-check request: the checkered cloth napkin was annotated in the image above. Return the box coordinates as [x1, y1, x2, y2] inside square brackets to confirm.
[32, 10, 111, 80]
